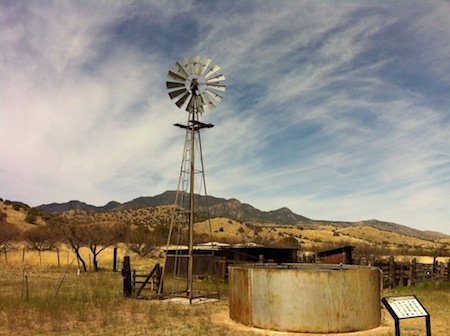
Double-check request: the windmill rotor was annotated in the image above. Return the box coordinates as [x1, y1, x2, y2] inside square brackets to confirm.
[166, 56, 226, 113]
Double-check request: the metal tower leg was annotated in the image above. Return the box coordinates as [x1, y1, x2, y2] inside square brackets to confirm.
[160, 94, 218, 303]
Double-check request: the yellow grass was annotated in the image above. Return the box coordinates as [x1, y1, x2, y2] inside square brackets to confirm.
[2, 244, 154, 272]
[0, 253, 449, 336]
[338, 226, 438, 248]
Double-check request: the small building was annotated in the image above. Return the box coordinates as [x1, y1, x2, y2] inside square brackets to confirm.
[165, 245, 298, 280]
[317, 246, 355, 264]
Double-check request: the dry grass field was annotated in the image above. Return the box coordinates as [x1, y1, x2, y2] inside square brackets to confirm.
[1, 200, 450, 335]
[0, 248, 449, 336]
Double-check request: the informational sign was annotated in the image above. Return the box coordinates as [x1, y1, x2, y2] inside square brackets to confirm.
[382, 296, 431, 336]
[383, 296, 428, 319]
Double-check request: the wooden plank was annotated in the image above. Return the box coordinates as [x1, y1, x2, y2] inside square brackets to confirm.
[122, 256, 132, 297]
[135, 264, 161, 297]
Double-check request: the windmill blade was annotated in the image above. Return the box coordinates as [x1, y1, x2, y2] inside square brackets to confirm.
[206, 84, 226, 92]
[196, 95, 204, 114]
[192, 56, 201, 75]
[196, 92, 204, 106]
[166, 56, 225, 111]
[175, 91, 190, 108]
[168, 70, 186, 82]
[166, 81, 186, 90]
[182, 57, 193, 75]
[204, 65, 221, 79]
[168, 88, 188, 100]
[205, 89, 223, 102]
[200, 92, 216, 110]
[173, 62, 188, 79]
[200, 58, 212, 76]
[186, 94, 196, 112]
[206, 74, 226, 83]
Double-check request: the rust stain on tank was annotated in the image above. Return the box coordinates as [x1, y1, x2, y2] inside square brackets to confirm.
[228, 266, 251, 325]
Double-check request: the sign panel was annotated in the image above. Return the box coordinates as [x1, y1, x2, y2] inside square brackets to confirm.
[383, 296, 428, 319]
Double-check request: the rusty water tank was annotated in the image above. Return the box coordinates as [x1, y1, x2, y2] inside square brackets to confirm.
[229, 263, 381, 333]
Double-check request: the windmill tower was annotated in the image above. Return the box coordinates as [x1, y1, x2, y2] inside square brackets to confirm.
[161, 56, 226, 303]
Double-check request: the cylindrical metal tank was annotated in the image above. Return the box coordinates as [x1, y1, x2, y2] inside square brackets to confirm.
[229, 263, 381, 333]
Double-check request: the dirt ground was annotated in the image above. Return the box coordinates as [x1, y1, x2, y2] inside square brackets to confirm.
[211, 306, 436, 336]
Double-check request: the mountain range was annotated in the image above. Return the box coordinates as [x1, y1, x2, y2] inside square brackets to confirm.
[37, 190, 448, 241]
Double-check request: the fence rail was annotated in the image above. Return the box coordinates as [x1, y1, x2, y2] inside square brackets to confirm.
[122, 256, 163, 298]
[370, 256, 450, 288]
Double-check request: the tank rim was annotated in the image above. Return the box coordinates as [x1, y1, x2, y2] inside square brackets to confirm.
[228, 263, 379, 271]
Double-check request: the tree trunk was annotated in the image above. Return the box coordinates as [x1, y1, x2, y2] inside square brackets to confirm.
[74, 248, 87, 272]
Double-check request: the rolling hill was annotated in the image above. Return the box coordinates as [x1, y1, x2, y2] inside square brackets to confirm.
[2, 194, 450, 255]
[35, 190, 449, 242]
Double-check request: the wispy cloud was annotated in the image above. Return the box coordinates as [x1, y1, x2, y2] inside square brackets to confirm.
[1, 1, 450, 234]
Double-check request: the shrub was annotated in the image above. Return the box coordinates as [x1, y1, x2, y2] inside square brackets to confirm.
[280, 236, 300, 248]
[0, 211, 7, 222]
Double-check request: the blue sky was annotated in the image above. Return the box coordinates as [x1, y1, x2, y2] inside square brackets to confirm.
[2, 1, 450, 235]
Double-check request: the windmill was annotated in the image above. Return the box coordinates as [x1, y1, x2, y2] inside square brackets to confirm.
[161, 56, 226, 303]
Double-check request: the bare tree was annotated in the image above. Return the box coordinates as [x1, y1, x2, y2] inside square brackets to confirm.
[127, 226, 157, 258]
[23, 225, 59, 266]
[61, 223, 88, 271]
[84, 222, 128, 271]
[0, 222, 21, 263]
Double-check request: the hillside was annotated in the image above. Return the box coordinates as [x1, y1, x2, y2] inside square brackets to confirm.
[37, 191, 311, 224]
[36, 191, 448, 242]
[2, 193, 450, 255]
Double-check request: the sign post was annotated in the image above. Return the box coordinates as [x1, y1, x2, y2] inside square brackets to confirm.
[381, 295, 431, 336]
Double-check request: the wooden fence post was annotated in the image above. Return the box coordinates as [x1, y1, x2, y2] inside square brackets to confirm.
[447, 259, 450, 281]
[439, 262, 445, 280]
[389, 256, 396, 288]
[122, 256, 132, 297]
[113, 247, 118, 272]
[409, 258, 416, 286]
[399, 264, 405, 286]
[56, 248, 60, 268]
[220, 256, 226, 280]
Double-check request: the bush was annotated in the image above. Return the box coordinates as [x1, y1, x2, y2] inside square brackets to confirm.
[280, 236, 300, 248]
[0, 211, 6, 222]
[25, 208, 40, 223]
